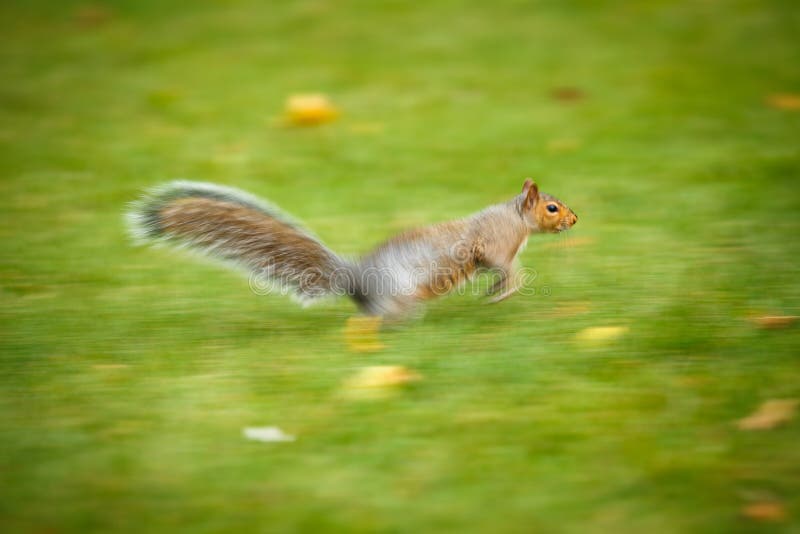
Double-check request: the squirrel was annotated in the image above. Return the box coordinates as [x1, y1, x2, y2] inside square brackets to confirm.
[126, 179, 577, 317]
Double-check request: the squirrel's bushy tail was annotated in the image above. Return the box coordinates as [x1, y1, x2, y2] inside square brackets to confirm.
[126, 181, 354, 304]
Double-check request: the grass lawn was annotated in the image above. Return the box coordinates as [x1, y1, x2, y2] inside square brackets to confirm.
[1, 0, 799, 532]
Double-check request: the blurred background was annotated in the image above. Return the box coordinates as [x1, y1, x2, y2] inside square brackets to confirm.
[1, 0, 799, 531]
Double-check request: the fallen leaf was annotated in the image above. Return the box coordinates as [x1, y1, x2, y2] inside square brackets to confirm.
[737, 399, 797, 430]
[741, 501, 786, 522]
[285, 93, 339, 125]
[341, 365, 420, 400]
[575, 326, 629, 345]
[551, 87, 586, 102]
[677, 375, 711, 387]
[243, 426, 295, 443]
[766, 93, 800, 111]
[344, 315, 385, 353]
[750, 315, 798, 330]
[75, 4, 113, 28]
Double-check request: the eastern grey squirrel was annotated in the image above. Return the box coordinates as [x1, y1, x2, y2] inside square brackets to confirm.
[126, 179, 578, 316]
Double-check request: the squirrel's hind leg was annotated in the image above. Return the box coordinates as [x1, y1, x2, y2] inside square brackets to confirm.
[486, 261, 523, 304]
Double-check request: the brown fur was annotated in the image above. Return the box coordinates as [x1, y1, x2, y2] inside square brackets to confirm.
[160, 197, 335, 274]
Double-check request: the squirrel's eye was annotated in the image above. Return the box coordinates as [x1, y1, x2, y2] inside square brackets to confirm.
[546, 204, 559, 213]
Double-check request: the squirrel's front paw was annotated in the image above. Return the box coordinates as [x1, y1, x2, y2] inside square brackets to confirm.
[487, 288, 517, 304]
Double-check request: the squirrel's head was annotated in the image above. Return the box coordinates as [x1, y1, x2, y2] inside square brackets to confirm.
[520, 179, 578, 233]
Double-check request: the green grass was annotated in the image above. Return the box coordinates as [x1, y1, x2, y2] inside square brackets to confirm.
[2, 0, 800, 532]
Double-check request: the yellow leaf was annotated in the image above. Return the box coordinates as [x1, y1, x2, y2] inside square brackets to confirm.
[741, 501, 786, 522]
[750, 315, 798, 330]
[285, 93, 339, 125]
[344, 316, 385, 353]
[737, 399, 797, 430]
[575, 326, 628, 345]
[341, 365, 420, 400]
[766, 93, 800, 111]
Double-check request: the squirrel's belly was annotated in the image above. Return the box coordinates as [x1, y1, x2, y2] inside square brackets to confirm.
[415, 257, 477, 301]
[354, 254, 476, 315]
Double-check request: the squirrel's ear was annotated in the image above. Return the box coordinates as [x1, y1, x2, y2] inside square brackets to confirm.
[522, 179, 539, 209]
[522, 178, 534, 194]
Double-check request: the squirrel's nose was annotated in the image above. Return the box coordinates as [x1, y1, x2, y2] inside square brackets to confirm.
[570, 214, 578, 226]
